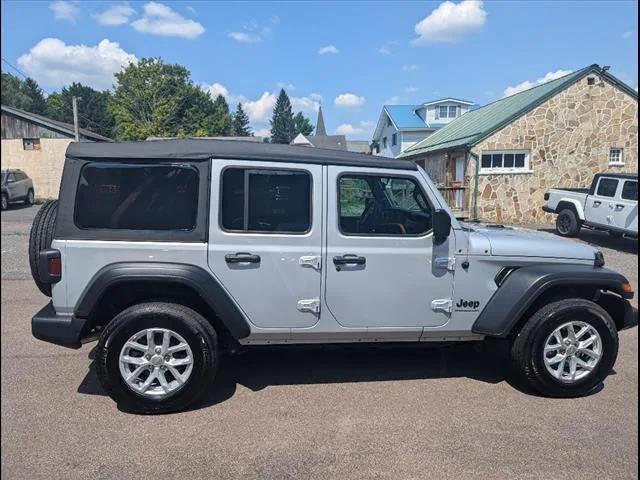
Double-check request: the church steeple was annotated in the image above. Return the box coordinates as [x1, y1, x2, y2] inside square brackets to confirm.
[315, 105, 327, 136]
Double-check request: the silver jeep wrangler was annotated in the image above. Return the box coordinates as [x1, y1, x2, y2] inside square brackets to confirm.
[30, 139, 638, 413]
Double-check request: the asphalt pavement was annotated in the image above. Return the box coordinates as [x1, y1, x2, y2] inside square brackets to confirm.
[1, 205, 638, 479]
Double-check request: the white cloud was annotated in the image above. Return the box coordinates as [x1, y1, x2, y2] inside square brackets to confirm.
[243, 91, 277, 123]
[622, 30, 634, 39]
[291, 95, 321, 115]
[254, 127, 271, 138]
[503, 69, 572, 97]
[402, 64, 419, 72]
[334, 93, 366, 110]
[204, 82, 230, 100]
[335, 120, 375, 138]
[131, 2, 204, 39]
[378, 41, 399, 55]
[94, 2, 135, 26]
[384, 96, 402, 105]
[50, 1, 79, 22]
[310, 93, 323, 102]
[228, 32, 262, 44]
[277, 82, 296, 91]
[186, 6, 196, 14]
[405, 86, 419, 93]
[17, 38, 137, 90]
[318, 45, 339, 55]
[413, 0, 487, 45]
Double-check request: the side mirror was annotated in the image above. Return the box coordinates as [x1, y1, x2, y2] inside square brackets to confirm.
[433, 209, 451, 242]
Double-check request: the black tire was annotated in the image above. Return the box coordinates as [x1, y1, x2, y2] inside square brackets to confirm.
[555, 209, 581, 237]
[28, 200, 59, 296]
[1, 194, 7, 211]
[95, 302, 219, 414]
[609, 230, 624, 238]
[25, 189, 35, 206]
[511, 298, 618, 398]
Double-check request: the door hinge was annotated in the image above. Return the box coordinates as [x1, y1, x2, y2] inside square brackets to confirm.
[299, 255, 321, 270]
[434, 257, 456, 272]
[297, 298, 320, 314]
[431, 298, 453, 315]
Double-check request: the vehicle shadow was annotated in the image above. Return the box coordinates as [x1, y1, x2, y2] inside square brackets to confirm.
[78, 340, 565, 412]
[538, 227, 638, 255]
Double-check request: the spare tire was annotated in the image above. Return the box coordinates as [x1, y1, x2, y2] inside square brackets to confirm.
[29, 200, 59, 297]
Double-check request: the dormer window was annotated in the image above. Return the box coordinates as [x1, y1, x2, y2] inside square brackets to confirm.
[437, 105, 459, 119]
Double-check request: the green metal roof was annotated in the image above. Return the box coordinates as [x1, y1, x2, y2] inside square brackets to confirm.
[400, 65, 638, 158]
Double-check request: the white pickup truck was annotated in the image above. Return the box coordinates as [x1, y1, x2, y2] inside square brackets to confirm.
[544, 173, 638, 238]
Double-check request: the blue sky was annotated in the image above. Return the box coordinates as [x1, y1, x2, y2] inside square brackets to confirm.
[1, 1, 638, 139]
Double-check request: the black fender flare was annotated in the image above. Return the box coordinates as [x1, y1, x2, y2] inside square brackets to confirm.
[472, 264, 632, 337]
[75, 262, 251, 339]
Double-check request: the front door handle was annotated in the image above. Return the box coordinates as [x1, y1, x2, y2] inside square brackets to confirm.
[225, 252, 261, 264]
[333, 254, 366, 266]
[593, 201, 602, 207]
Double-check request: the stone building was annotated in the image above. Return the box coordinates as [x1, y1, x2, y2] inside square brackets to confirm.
[1, 105, 111, 199]
[399, 65, 638, 223]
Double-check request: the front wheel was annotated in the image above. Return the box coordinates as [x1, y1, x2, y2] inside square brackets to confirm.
[1, 194, 7, 211]
[25, 189, 34, 206]
[511, 298, 618, 397]
[96, 302, 219, 414]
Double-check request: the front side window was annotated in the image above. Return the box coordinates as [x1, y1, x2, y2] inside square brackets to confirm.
[221, 168, 311, 233]
[338, 174, 433, 236]
[621, 180, 638, 201]
[75, 163, 199, 230]
[609, 148, 624, 165]
[596, 178, 619, 198]
[480, 151, 529, 174]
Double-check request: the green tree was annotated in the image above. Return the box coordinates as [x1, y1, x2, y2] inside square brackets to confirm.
[45, 83, 115, 138]
[270, 89, 295, 144]
[109, 58, 202, 140]
[293, 112, 314, 137]
[232, 103, 252, 136]
[1, 73, 46, 114]
[211, 94, 234, 136]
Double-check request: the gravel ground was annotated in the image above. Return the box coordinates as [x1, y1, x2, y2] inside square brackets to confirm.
[1, 205, 637, 479]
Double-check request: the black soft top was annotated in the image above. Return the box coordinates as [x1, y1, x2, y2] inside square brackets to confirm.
[66, 138, 417, 170]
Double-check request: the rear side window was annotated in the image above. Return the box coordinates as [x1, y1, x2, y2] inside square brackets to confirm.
[621, 180, 638, 201]
[221, 168, 311, 233]
[338, 174, 433, 235]
[75, 163, 199, 230]
[596, 178, 619, 198]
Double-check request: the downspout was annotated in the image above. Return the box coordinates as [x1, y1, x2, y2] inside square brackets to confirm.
[468, 149, 480, 222]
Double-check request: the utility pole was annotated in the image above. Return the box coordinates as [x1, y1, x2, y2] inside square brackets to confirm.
[72, 96, 81, 141]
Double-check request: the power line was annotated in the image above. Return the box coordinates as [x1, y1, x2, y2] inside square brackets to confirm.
[1, 57, 53, 95]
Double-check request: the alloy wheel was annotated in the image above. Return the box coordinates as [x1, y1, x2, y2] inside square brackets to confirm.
[543, 321, 602, 382]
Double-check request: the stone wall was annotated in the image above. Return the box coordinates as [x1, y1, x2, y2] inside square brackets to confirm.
[1, 138, 71, 199]
[467, 74, 638, 224]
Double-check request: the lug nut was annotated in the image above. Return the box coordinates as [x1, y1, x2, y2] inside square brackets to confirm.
[145, 354, 151, 360]
[164, 355, 170, 361]
[155, 347, 162, 354]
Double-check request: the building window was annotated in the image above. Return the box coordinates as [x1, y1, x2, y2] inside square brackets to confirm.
[587, 77, 596, 85]
[480, 151, 531, 174]
[387, 116, 392, 127]
[438, 106, 448, 119]
[382, 137, 387, 148]
[221, 168, 311, 234]
[23, 138, 41, 151]
[448, 106, 457, 118]
[392, 133, 397, 146]
[609, 148, 624, 166]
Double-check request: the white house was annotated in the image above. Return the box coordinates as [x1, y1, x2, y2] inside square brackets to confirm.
[372, 98, 476, 158]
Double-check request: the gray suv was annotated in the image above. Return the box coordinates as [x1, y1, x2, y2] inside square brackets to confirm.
[1, 169, 35, 210]
[29, 139, 638, 413]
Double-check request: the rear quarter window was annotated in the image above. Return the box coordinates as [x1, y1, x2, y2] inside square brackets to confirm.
[621, 181, 638, 201]
[74, 163, 199, 230]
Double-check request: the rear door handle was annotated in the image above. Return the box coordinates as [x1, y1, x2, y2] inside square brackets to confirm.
[333, 254, 366, 266]
[615, 204, 625, 210]
[225, 252, 261, 264]
[593, 201, 602, 207]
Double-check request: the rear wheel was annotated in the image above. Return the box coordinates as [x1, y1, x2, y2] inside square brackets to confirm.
[511, 298, 618, 397]
[25, 189, 35, 206]
[28, 200, 59, 296]
[555, 209, 581, 237]
[96, 302, 219, 414]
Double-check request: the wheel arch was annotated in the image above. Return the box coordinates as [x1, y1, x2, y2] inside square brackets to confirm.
[556, 199, 585, 221]
[472, 264, 633, 338]
[75, 262, 251, 341]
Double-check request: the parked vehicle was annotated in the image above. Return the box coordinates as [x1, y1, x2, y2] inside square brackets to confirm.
[1, 169, 35, 210]
[29, 140, 638, 413]
[544, 173, 638, 238]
